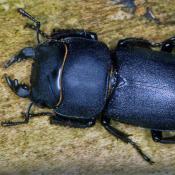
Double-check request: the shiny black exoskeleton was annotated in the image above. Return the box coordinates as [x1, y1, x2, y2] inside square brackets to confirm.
[2, 8, 175, 164]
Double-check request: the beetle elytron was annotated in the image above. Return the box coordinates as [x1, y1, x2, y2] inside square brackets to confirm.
[2, 8, 175, 164]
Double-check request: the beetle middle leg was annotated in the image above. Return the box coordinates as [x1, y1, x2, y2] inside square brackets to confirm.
[101, 115, 154, 164]
[151, 130, 175, 144]
[161, 36, 175, 53]
[117, 38, 162, 50]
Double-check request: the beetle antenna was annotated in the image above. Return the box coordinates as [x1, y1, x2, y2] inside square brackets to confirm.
[1, 102, 34, 126]
[24, 23, 49, 39]
[17, 8, 41, 43]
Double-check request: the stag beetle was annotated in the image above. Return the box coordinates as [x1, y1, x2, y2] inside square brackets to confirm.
[2, 8, 175, 165]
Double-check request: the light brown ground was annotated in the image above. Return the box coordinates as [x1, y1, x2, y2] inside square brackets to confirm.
[0, 0, 175, 175]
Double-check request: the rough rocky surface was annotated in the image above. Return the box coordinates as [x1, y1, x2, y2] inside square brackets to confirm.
[0, 0, 175, 174]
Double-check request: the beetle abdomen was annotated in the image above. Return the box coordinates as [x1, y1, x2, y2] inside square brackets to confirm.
[105, 47, 175, 130]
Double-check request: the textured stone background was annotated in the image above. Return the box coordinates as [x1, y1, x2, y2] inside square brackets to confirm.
[0, 0, 175, 175]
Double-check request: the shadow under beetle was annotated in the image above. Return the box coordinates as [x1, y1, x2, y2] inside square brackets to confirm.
[2, 8, 175, 165]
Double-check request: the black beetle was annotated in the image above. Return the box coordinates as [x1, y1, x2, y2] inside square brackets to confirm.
[2, 8, 175, 165]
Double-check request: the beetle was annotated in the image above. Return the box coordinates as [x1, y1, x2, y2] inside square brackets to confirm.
[1, 8, 175, 165]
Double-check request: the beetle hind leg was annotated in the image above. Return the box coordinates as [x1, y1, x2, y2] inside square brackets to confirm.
[101, 115, 154, 164]
[4, 75, 30, 98]
[4, 47, 35, 68]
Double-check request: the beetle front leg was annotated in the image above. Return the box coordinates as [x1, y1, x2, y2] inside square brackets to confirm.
[101, 115, 154, 164]
[4, 47, 35, 68]
[50, 29, 98, 41]
[151, 130, 175, 144]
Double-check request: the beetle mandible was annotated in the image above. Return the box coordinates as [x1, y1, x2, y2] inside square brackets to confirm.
[2, 8, 175, 165]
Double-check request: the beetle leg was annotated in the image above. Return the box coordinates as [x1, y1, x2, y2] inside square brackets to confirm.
[50, 114, 96, 128]
[50, 29, 98, 41]
[1, 102, 33, 126]
[101, 115, 154, 164]
[117, 38, 162, 50]
[4, 75, 30, 98]
[4, 47, 35, 68]
[151, 130, 175, 144]
[161, 36, 175, 53]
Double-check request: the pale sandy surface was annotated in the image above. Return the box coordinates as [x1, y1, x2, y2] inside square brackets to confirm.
[0, 0, 175, 175]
